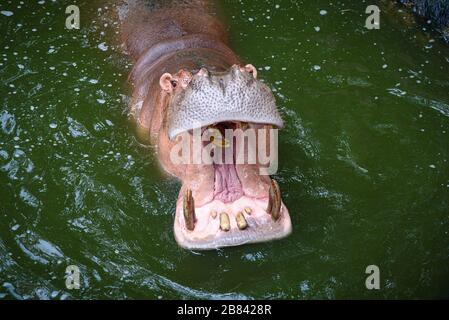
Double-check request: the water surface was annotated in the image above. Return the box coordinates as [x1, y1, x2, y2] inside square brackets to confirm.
[1, 0, 449, 299]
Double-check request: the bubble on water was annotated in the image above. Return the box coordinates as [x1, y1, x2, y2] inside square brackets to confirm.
[19, 188, 40, 208]
[89, 79, 98, 84]
[60, 293, 70, 300]
[313, 65, 321, 71]
[314, 26, 320, 32]
[17, 64, 24, 69]
[0, 150, 9, 160]
[299, 280, 310, 293]
[248, 17, 254, 22]
[387, 88, 406, 97]
[429, 164, 436, 169]
[1, 10, 13, 17]
[275, 4, 280, 9]
[1, 111, 16, 134]
[320, 10, 328, 16]
[11, 224, 20, 231]
[49, 123, 57, 129]
[105, 119, 113, 126]
[264, 66, 271, 71]
[382, 64, 388, 69]
[67, 117, 89, 138]
[98, 42, 108, 51]
[97, 99, 106, 104]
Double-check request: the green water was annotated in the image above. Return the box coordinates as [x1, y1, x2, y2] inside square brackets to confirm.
[1, 0, 448, 299]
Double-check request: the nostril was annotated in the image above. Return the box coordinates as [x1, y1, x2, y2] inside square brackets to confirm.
[171, 80, 177, 88]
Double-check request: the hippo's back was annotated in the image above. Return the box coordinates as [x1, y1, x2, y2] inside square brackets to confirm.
[118, 0, 229, 61]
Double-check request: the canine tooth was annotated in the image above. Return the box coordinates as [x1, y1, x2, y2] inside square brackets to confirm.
[183, 189, 196, 230]
[267, 179, 281, 221]
[219, 212, 230, 232]
[244, 207, 252, 215]
[210, 210, 217, 219]
[236, 212, 248, 230]
[267, 189, 273, 214]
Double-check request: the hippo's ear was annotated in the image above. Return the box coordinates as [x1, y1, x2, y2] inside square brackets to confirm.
[159, 73, 177, 93]
[244, 64, 257, 79]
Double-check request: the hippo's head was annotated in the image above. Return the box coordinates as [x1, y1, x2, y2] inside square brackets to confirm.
[159, 64, 292, 250]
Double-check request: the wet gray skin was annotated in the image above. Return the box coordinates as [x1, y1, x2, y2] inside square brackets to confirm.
[167, 65, 284, 139]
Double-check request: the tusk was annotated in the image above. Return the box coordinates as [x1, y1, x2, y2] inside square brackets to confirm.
[183, 188, 196, 230]
[220, 212, 231, 232]
[236, 212, 248, 230]
[267, 179, 281, 221]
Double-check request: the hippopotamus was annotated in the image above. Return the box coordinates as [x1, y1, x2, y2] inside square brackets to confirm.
[118, 0, 292, 249]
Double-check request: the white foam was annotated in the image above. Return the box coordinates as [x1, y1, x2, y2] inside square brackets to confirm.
[1, 10, 13, 17]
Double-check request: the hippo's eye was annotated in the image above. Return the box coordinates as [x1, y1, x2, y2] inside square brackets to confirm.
[170, 80, 177, 88]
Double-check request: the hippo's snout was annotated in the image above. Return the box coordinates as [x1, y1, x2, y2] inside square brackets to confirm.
[166, 64, 284, 140]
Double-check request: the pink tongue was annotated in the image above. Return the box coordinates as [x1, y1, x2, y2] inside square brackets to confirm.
[213, 163, 244, 203]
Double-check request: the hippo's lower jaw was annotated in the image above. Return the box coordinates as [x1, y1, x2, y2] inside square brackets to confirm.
[174, 174, 292, 250]
[174, 195, 292, 250]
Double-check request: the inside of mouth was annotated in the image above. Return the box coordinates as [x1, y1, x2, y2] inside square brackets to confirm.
[174, 121, 291, 249]
[211, 122, 244, 203]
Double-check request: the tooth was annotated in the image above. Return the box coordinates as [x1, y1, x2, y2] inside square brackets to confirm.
[210, 210, 217, 219]
[236, 212, 248, 230]
[244, 207, 252, 215]
[267, 179, 281, 221]
[183, 189, 196, 230]
[219, 212, 230, 232]
[267, 189, 273, 214]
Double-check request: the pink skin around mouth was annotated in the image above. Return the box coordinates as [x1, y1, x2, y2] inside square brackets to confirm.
[174, 194, 292, 250]
[173, 135, 292, 250]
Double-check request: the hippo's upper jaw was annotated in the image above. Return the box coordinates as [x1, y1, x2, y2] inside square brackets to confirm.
[159, 64, 292, 250]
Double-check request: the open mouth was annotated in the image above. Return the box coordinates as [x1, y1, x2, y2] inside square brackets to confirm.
[173, 122, 292, 250]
